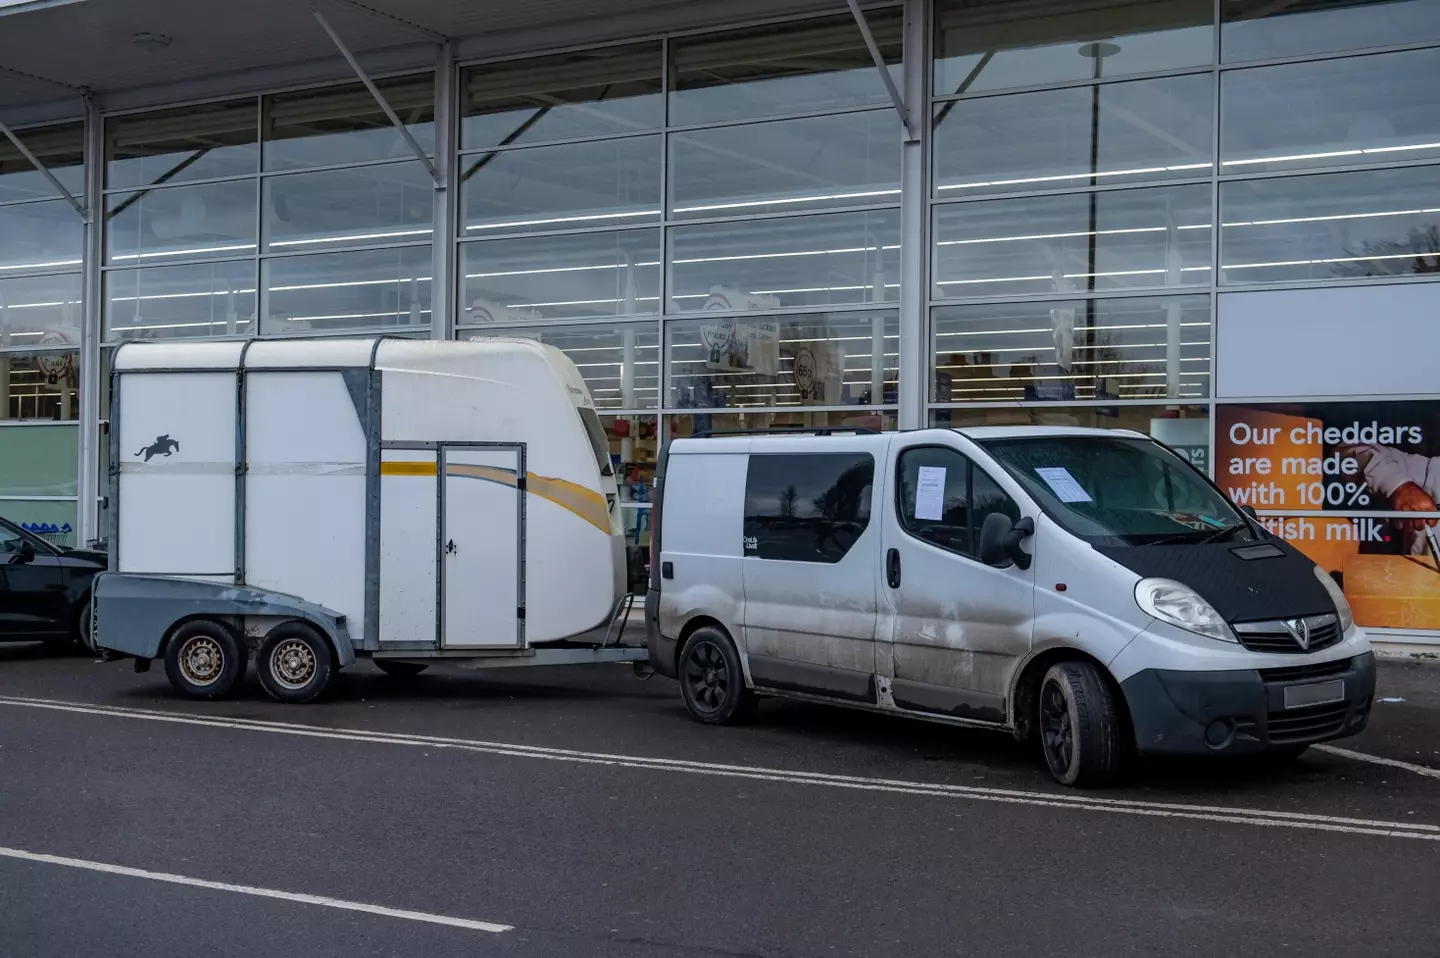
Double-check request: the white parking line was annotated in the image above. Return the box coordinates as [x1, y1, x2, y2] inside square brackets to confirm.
[2, 695, 1437, 843]
[0, 846, 512, 933]
[1315, 744, 1440, 780]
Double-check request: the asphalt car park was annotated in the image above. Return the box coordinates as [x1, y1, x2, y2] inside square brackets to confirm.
[1, 642, 1437, 957]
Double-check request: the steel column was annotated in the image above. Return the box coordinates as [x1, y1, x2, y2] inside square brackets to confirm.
[77, 95, 104, 545]
[431, 41, 456, 340]
[896, 0, 927, 429]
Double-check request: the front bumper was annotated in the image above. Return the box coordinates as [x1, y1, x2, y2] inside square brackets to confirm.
[1121, 652, 1376, 755]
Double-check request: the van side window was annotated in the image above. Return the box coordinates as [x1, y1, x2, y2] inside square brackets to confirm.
[743, 453, 875, 563]
[972, 465, 1022, 537]
[897, 447, 972, 554]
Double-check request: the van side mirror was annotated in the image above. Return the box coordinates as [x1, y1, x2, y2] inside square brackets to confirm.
[15, 540, 36, 565]
[1240, 505, 1258, 520]
[978, 514, 1034, 571]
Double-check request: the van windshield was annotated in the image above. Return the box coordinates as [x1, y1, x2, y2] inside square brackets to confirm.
[977, 435, 1252, 547]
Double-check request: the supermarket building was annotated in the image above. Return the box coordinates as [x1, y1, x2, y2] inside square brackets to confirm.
[2, 0, 1438, 645]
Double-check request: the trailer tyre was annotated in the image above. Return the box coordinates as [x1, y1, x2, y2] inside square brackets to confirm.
[164, 620, 246, 700]
[1039, 661, 1122, 788]
[374, 660, 428, 678]
[257, 623, 334, 704]
[679, 627, 755, 725]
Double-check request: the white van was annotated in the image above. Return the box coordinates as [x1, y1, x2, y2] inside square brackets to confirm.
[644, 426, 1376, 787]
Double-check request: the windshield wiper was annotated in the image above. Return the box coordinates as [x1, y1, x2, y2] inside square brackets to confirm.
[1136, 532, 1201, 547]
[1198, 521, 1250, 544]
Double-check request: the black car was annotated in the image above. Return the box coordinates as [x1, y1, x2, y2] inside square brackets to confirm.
[0, 516, 106, 651]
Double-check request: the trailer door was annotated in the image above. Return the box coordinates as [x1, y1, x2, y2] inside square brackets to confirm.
[441, 444, 526, 648]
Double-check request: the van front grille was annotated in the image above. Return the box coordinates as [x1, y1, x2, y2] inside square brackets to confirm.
[1232, 613, 1341, 654]
[1259, 658, 1351, 683]
[1267, 702, 1350, 743]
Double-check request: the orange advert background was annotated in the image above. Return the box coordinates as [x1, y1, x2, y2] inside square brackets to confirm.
[1214, 409, 1322, 512]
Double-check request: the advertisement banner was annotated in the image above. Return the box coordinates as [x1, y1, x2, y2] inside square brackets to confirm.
[1217, 401, 1440, 632]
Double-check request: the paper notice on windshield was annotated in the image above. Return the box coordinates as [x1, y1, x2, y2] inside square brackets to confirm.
[1034, 466, 1092, 503]
[915, 466, 946, 520]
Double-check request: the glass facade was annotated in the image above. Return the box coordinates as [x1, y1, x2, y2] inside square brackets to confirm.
[0, 121, 83, 544]
[0, 0, 1436, 630]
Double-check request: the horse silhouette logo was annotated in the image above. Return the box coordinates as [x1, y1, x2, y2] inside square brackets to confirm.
[136, 435, 180, 462]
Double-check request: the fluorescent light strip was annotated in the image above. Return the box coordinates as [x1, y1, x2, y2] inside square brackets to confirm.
[1224, 207, 1440, 229]
[937, 266, 1211, 286]
[270, 228, 432, 248]
[466, 210, 660, 232]
[1223, 141, 1440, 168]
[939, 224, 1209, 246]
[111, 243, 256, 261]
[283, 310, 433, 323]
[937, 163, 1212, 192]
[937, 323, 1210, 339]
[673, 189, 901, 214]
[1224, 250, 1440, 271]
[0, 299, 82, 310]
[0, 258, 82, 272]
[108, 320, 255, 332]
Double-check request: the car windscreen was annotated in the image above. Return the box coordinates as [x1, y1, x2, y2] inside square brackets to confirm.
[977, 435, 1252, 546]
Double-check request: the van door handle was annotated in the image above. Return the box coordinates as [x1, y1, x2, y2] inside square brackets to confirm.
[886, 548, 901, 588]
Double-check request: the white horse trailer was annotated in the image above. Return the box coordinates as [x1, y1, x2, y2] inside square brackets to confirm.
[94, 337, 646, 702]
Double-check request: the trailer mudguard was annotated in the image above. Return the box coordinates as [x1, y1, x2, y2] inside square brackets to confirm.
[94, 572, 356, 665]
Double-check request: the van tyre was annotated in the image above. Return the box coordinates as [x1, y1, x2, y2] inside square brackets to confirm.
[1039, 661, 1122, 788]
[257, 623, 334, 704]
[164, 620, 246, 700]
[679, 627, 755, 725]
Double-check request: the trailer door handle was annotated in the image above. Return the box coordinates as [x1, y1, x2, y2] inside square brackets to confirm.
[886, 548, 901, 588]
[445, 539, 457, 555]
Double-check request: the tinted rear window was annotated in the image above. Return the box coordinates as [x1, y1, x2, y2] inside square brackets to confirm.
[743, 453, 874, 563]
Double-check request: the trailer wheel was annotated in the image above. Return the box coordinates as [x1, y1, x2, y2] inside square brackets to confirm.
[164, 620, 246, 700]
[374, 660, 428, 678]
[1038, 661, 1122, 788]
[679, 627, 755, 725]
[257, 623, 334, 704]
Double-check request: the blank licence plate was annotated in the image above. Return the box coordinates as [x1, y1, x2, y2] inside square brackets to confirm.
[1284, 680, 1345, 710]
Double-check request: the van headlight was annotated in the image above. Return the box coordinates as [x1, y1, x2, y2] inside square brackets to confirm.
[1312, 565, 1355, 633]
[1134, 578, 1235, 643]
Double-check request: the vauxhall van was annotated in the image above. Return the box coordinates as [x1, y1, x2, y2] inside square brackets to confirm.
[644, 426, 1375, 787]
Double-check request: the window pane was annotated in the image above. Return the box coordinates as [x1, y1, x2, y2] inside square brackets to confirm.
[933, 185, 1213, 298]
[604, 414, 659, 502]
[0, 349, 80, 421]
[667, 408, 897, 438]
[670, 12, 903, 126]
[932, 404, 1213, 469]
[105, 260, 257, 341]
[263, 75, 435, 170]
[0, 423, 77, 495]
[460, 135, 661, 235]
[971, 466, 1022, 538]
[667, 209, 901, 312]
[106, 99, 259, 189]
[0, 500, 78, 548]
[669, 309, 898, 409]
[0, 273, 82, 347]
[1221, 165, 1440, 285]
[1223, 0, 1440, 63]
[460, 229, 659, 322]
[934, 75, 1214, 196]
[670, 111, 901, 219]
[0, 199, 84, 273]
[106, 179, 258, 265]
[744, 452, 874, 563]
[898, 446, 973, 554]
[1221, 48, 1440, 176]
[931, 295, 1212, 403]
[461, 43, 662, 149]
[935, 0, 1212, 95]
[462, 322, 659, 410]
[261, 246, 431, 335]
[0, 122, 84, 204]
[264, 161, 433, 252]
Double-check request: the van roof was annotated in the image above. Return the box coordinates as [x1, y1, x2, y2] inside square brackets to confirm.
[669, 424, 1152, 452]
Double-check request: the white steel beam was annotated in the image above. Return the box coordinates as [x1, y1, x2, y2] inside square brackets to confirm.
[311, 7, 442, 187]
[0, 116, 86, 219]
[845, 0, 917, 142]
